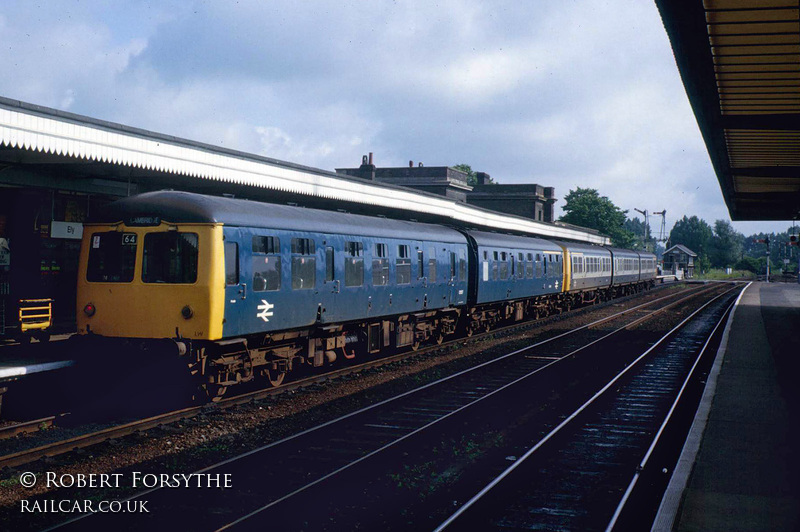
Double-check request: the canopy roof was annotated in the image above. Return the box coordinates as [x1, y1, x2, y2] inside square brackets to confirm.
[0, 96, 609, 244]
[657, 0, 800, 221]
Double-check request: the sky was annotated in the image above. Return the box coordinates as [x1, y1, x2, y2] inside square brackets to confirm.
[0, 0, 791, 237]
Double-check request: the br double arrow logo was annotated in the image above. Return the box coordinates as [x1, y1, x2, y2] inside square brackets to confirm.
[257, 300, 274, 322]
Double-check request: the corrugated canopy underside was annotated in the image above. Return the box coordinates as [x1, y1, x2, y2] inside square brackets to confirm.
[657, 0, 800, 221]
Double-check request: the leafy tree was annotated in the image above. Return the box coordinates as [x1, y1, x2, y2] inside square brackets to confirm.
[735, 256, 761, 274]
[668, 215, 713, 263]
[559, 187, 635, 248]
[624, 216, 657, 252]
[697, 254, 711, 274]
[453, 163, 495, 186]
[709, 220, 744, 268]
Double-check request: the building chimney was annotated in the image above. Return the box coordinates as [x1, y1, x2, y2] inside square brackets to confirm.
[409, 160, 414, 168]
[358, 153, 376, 180]
[476, 172, 490, 185]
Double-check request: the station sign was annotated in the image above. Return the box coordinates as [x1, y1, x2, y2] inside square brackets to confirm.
[50, 221, 84, 240]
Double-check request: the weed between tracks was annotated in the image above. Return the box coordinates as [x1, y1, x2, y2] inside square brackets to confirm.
[389, 433, 504, 496]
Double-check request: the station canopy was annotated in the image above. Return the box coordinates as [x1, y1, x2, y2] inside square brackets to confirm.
[0, 97, 609, 245]
[657, 0, 800, 221]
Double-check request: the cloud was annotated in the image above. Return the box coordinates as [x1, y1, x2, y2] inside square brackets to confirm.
[0, 0, 790, 236]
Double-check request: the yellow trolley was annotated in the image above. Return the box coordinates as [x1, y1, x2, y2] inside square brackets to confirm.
[17, 298, 53, 343]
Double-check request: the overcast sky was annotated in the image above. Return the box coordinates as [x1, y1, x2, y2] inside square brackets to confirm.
[0, 1, 790, 237]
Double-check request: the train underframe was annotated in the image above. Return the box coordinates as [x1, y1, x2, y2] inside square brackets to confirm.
[189, 279, 656, 400]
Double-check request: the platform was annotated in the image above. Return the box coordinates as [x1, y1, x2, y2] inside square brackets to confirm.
[0, 338, 74, 382]
[653, 281, 800, 531]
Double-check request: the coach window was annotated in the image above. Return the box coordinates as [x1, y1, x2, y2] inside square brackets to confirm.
[252, 236, 281, 291]
[526, 253, 534, 278]
[143, 232, 198, 284]
[449, 251, 457, 280]
[397, 245, 411, 284]
[87, 231, 137, 283]
[325, 247, 335, 282]
[291, 238, 316, 290]
[428, 248, 437, 283]
[499, 252, 509, 280]
[517, 253, 525, 279]
[345, 241, 364, 287]
[535, 254, 542, 278]
[417, 250, 424, 280]
[459, 250, 467, 281]
[492, 251, 499, 281]
[373, 243, 389, 286]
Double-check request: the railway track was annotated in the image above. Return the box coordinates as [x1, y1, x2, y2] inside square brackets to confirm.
[47, 281, 737, 531]
[0, 282, 695, 471]
[436, 284, 745, 531]
[0, 417, 56, 440]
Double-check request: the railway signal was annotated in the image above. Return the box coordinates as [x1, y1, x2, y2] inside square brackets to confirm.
[754, 238, 770, 282]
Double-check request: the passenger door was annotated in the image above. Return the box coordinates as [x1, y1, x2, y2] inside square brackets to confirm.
[222, 235, 248, 337]
[321, 244, 340, 323]
[446, 249, 468, 306]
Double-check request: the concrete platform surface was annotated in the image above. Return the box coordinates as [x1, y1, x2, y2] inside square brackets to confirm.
[653, 282, 800, 532]
[0, 338, 75, 382]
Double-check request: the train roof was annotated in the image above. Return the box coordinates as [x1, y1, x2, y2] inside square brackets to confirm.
[90, 191, 468, 244]
[467, 230, 563, 252]
[553, 241, 611, 255]
[605, 247, 656, 259]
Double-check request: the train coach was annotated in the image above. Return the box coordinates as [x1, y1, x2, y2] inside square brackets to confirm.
[77, 191, 472, 396]
[461, 231, 564, 334]
[76, 190, 656, 398]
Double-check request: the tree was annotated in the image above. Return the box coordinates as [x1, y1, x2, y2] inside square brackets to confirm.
[624, 216, 657, 251]
[735, 256, 761, 274]
[453, 163, 495, 186]
[669, 215, 713, 263]
[709, 220, 744, 268]
[559, 187, 635, 248]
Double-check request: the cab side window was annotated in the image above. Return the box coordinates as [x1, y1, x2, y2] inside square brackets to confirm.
[225, 242, 239, 286]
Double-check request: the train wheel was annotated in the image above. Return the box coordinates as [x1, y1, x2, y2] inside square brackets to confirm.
[267, 368, 286, 387]
[205, 384, 228, 402]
